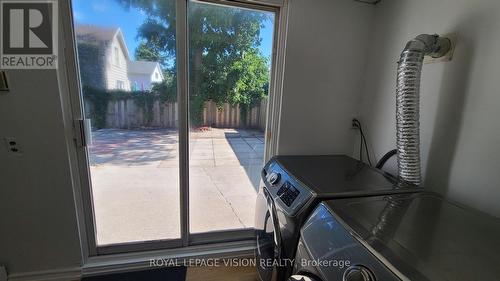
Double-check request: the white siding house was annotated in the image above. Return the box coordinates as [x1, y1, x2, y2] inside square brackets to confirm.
[75, 25, 163, 92]
[105, 32, 131, 91]
[127, 61, 164, 91]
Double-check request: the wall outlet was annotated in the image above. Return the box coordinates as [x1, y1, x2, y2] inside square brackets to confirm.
[4, 137, 22, 154]
[351, 118, 361, 129]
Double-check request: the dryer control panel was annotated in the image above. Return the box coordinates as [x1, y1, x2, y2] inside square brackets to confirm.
[263, 160, 313, 216]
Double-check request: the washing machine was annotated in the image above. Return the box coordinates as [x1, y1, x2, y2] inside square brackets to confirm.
[254, 155, 420, 281]
[290, 192, 500, 281]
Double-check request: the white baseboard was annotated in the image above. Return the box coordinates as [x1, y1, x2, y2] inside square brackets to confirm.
[7, 267, 81, 281]
[83, 240, 255, 277]
[6, 240, 255, 281]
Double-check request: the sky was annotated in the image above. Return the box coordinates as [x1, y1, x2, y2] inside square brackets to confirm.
[72, 0, 275, 61]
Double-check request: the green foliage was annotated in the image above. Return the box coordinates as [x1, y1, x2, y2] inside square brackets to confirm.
[116, 0, 271, 126]
[135, 41, 167, 65]
[227, 50, 269, 107]
[76, 41, 106, 89]
[130, 90, 156, 124]
[150, 70, 177, 103]
[190, 95, 205, 127]
[83, 86, 109, 129]
[82, 85, 176, 128]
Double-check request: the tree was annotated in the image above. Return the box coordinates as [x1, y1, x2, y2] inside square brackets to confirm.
[135, 41, 167, 65]
[117, 0, 271, 126]
[228, 50, 269, 107]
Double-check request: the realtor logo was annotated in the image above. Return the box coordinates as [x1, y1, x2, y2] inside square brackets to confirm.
[0, 0, 58, 69]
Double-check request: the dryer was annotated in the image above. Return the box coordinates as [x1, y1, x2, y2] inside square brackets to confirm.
[254, 155, 419, 281]
[291, 192, 500, 281]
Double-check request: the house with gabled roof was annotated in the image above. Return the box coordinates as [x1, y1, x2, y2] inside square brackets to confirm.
[128, 61, 164, 91]
[75, 25, 163, 91]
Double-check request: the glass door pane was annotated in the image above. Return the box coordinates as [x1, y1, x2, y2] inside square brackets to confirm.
[188, 1, 275, 234]
[72, 0, 180, 246]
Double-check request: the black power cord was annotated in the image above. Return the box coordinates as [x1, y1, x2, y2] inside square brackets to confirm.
[376, 149, 398, 169]
[352, 119, 372, 166]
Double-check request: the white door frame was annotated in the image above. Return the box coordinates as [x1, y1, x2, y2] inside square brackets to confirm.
[60, 0, 288, 259]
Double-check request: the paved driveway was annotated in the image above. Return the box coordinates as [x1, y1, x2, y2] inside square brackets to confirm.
[89, 128, 264, 245]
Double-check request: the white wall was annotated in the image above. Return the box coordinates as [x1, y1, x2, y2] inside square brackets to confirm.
[128, 66, 162, 91]
[4, 0, 500, 277]
[0, 69, 82, 275]
[151, 67, 163, 84]
[0, 1, 376, 275]
[0, 3, 83, 276]
[128, 73, 155, 91]
[105, 35, 130, 91]
[358, 0, 500, 217]
[277, 0, 375, 155]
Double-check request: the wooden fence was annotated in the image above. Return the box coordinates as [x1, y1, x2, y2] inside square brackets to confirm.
[85, 98, 267, 130]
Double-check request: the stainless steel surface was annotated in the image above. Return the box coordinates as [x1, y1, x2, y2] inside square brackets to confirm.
[268, 155, 416, 197]
[327, 192, 500, 281]
[298, 204, 399, 281]
[256, 155, 421, 281]
[396, 34, 451, 185]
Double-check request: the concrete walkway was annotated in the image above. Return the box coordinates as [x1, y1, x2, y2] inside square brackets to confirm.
[89, 128, 264, 245]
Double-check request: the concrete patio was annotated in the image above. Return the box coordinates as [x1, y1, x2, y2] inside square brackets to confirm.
[89, 128, 264, 245]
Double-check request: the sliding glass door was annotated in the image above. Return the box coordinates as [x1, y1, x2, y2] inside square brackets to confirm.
[71, 0, 181, 248]
[187, 1, 275, 236]
[68, 0, 277, 254]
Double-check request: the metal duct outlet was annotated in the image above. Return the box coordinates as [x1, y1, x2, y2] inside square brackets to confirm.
[396, 34, 451, 185]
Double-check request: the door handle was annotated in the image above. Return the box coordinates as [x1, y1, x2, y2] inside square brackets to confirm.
[74, 119, 92, 147]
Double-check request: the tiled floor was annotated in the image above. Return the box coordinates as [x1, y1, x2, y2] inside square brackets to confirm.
[89, 128, 264, 245]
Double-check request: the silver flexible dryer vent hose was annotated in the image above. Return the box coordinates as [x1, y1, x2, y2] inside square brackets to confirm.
[396, 34, 451, 185]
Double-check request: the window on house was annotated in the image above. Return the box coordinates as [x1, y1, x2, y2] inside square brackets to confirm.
[117, 80, 125, 89]
[114, 46, 119, 66]
[155, 72, 159, 80]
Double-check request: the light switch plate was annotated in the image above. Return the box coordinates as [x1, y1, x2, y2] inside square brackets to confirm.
[0, 71, 9, 91]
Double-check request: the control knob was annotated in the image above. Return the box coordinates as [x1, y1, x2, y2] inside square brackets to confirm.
[267, 172, 281, 186]
[343, 265, 375, 281]
[288, 275, 320, 281]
